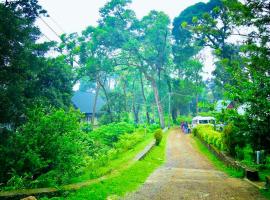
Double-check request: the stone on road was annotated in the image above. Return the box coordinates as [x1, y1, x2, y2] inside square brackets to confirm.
[124, 128, 266, 200]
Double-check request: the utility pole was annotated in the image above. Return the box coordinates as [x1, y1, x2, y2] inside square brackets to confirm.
[168, 92, 171, 128]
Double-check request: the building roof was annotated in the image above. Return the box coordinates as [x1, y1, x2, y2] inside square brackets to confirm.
[71, 91, 105, 114]
[216, 100, 232, 112]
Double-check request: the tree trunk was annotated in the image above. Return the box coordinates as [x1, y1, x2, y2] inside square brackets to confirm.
[196, 94, 199, 116]
[172, 108, 177, 123]
[122, 80, 128, 112]
[151, 78, 165, 128]
[139, 72, 150, 124]
[132, 102, 140, 124]
[99, 79, 113, 122]
[132, 80, 140, 124]
[142, 71, 165, 128]
[91, 83, 100, 125]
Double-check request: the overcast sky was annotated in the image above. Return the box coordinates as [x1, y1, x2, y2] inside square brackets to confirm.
[37, 0, 213, 82]
[37, 0, 209, 41]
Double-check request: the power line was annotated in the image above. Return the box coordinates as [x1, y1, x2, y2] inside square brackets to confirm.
[38, 16, 80, 66]
[39, 16, 61, 41]
[49, 15, 66, 33]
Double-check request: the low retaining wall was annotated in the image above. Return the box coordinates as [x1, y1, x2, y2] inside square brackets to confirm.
[134, 140, 155, 161]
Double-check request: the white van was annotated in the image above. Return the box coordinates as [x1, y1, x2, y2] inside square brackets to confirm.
[191, 116, 215, 128]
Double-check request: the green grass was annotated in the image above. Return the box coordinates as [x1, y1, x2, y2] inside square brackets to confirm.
[71, 131, 155, 183]
[259, 169, 270, 199]
[41, 130, 169, 200]
[259, 169, 270, 181]
[260, 189, 270, 199]
[191, 135, 244, 178]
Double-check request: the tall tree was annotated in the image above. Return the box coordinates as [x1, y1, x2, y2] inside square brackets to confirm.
[0, 1, 74, 126]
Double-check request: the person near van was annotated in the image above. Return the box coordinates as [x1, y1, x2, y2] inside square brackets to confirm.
[184, 122, 188, 134]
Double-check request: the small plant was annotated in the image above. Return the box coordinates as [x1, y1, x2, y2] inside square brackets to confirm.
[265, 156, 270, 169]
[235, 145, 244, 160]
[81, 122, 93, 132]
[192, 127, 198, 136]
[154, 129, 163, 146]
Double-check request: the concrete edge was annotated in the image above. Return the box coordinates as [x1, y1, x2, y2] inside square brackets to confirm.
[244, 178, 267, 190]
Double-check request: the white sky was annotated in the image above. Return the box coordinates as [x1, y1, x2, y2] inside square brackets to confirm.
[37, 0, 214, 83]
[38, 0, 209, 39]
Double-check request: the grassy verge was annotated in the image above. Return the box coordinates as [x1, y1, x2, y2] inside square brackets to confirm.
[190, 135, 244, 178]
[259, 169, 270, 181]
[71, 130, 155, 183]
[260, 189, 270, 199]
[259, 170, 270, 199]
[41, 130, 169, 200]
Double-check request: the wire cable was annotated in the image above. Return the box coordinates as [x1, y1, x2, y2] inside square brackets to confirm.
[49, 15, 66, 33]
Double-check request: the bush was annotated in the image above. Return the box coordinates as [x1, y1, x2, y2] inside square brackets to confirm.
[266, 156, 270, 169]
[243, 145, 254, 163]
[235, 145, 244, 160]
[223, 124, 246, 156]
[154, 129, 163, 146]
[193, 125, 224, 151]
[81, 122, 93, 133]
[192, 127, 198, 136]
[114, 129, 145, 152]
[0, 108, 88, 189]
[83, 124, 157, 178]
[89, 122, 135, 147]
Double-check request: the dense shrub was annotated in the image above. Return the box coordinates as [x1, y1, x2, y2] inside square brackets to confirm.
[192, 125, 224, 151]
[266, 156, 270, 169]
[222, 122, 248, 157]
[84, 124, 159, 178]
[89, 122, 135, 147]
[154, 129, 163, 146]
[0, 108, 88, 189]
[137, 123, 160, 133]
[114, 129, 145, 152]
[81, 122, 93, 132]
[0, 114, 160, 190]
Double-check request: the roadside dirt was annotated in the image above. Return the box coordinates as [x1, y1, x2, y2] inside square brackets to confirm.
[124, 128, 266, 200]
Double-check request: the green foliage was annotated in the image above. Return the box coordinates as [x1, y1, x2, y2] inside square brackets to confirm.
[216, 110, 248, 156]
[192, 136, 244, 178]
[266, 156, 270, 168]
[41, 128, 169, 200]
[0, 108, 87, 189]
[89, 122, 135, 147]
[154, 129, 163, 146]
[243, 145, 253, 162]
[223, 124, 238, 156]
[146, 124, 161, 132]
[193, 125, 224, 151]
[176, 115, 192, 124]
[81, 122, 93, 133]
[73, 123, 159, 181]
[0, 2, 74, 126]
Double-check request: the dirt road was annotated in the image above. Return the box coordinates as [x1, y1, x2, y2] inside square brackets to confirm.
[124, 128, 266, 200]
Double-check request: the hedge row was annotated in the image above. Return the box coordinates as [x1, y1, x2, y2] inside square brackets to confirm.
[192, 125, 225, 151]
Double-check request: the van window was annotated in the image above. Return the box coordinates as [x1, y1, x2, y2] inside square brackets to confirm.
[199, 120, 209, 124]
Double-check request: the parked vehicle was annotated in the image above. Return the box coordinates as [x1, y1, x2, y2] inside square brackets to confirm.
[191, 116, 215, 129]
